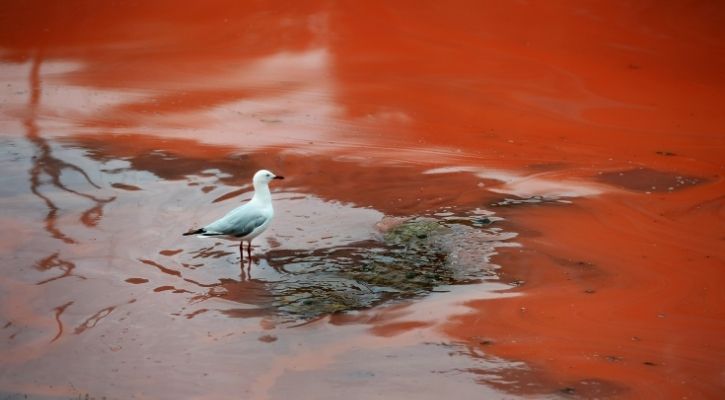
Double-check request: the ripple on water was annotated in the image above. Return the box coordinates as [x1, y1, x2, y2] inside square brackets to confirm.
[198, 214, 518, 320]
[597, 167, 709, 192]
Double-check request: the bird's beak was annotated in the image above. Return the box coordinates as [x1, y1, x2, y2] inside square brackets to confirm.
[273, 176, 284, 180]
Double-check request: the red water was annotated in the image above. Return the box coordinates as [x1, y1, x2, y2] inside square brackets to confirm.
[1, 1, 724, 399]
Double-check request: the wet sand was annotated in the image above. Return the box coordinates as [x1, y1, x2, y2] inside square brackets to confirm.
[1, 1, 724, 399]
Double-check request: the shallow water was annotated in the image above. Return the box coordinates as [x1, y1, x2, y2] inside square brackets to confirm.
[1, 1, 724, 399]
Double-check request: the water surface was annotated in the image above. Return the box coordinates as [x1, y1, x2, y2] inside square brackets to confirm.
[1, 1, 723, 399]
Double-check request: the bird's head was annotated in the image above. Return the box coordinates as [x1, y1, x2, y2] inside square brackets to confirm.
[253, 169, 284, 185]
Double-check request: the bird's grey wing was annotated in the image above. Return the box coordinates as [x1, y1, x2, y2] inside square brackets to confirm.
[202, 207, 267, 237]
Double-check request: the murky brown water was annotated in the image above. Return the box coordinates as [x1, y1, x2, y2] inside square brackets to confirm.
[1, 1, 724, 399]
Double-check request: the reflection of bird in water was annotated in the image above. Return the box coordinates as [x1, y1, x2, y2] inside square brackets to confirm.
[183, 169, 284, 262]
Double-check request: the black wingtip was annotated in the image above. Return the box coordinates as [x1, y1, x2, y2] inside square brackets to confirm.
[182, 228, 205, 236]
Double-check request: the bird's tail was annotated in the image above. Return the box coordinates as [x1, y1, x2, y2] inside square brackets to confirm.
[182, 228, 205, 236]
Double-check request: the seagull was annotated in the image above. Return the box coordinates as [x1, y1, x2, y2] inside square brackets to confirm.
[183, 169, 284, 260]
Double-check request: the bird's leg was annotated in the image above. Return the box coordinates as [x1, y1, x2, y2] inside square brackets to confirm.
[239, 241, 244, 262]
[247, 239, 253, 261]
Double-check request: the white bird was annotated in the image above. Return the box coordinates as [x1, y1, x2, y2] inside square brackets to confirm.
[183, 169, 284, 260]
